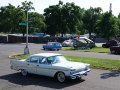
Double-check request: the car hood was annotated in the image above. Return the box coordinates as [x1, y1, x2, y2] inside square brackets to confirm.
[53, 61, 88, 70]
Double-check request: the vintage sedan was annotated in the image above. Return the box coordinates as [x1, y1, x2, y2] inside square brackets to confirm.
[10, 53, 91, 83]
[43, 42, 62, 51]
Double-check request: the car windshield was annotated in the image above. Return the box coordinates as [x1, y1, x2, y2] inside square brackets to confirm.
[46, 55, 68, 64]
[47, 42, 60, 45]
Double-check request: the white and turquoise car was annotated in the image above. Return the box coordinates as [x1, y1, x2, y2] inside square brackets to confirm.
[10, 53, 91, 83]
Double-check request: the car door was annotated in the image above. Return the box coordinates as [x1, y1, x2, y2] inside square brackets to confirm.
[53, 43, 61, 49]
[46, 42, 52, 49]
[26, 56, 39, 74]
[37, 57, 55, 77]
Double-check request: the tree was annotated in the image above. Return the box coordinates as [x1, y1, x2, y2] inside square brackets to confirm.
[117, 13, 120, 36]
[44, 1, 83, 36]
[82, 7, 102, 38]
[99, 11, 118, 40]
[0, 4, 15, 33]
[19, 1, 35, 11]
[0, 1, 46, 37]
[17, 1, 35, 36]
[28, 12, 46, 34]
[0, 4, 25, 34]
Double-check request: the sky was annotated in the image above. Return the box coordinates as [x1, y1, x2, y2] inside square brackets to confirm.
[0, 0, 120, 16]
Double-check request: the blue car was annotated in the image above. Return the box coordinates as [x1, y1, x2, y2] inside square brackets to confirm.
[43, 42, 62, 51]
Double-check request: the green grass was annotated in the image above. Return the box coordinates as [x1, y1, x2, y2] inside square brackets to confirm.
[10, 54, 120, 71]
[65, 56, 120, 71]
[10, 54, 30, 60]
[62, 47, 110, 53]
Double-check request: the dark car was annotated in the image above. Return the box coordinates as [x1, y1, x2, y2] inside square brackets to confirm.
[102, 42, 111, 48]
[102, 40, 119, 48]
[110, 45, 120, 54]
[43, 42, 62, 51]
[73, 37, 95, 49]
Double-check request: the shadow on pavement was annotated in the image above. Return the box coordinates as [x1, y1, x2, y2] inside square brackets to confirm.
[0, 72, 85, 89]
[100, 71, 120, 79]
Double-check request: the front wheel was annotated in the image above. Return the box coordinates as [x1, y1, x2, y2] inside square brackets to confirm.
[57, 49, 59, 51]
[111, 50, 116, 54]
[21, 69, 28, 76]
[56, 72, 66, 83]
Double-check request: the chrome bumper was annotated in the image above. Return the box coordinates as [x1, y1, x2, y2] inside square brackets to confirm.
[70, 69, 91, 79]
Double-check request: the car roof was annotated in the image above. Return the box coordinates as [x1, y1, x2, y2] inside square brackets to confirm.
[48, 42, 60, 44]
[79, 37, 94, 42]
[32, 53, 62, 57]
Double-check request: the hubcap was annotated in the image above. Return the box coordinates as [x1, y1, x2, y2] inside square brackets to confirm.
[21, 70, 27, 76]
[57, 72, 65, 82]
[111, 50, 115, 54]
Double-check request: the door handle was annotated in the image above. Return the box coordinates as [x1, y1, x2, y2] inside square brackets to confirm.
[36, 65, 39, 66]
[27, 64, 30, 65]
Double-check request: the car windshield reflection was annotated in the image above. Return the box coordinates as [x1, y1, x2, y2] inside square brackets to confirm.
[45, 55, 68, 64]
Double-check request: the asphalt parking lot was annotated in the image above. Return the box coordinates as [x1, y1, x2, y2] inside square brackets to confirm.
[0, 43, 120, 90]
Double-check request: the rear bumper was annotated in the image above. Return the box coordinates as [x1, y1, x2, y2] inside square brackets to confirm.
[68, 69, 91, 79]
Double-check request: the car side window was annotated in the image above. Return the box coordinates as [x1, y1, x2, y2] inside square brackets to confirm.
[40, 58, 46, 64]
[27, 56, 39, 64]
[54, 43, 57, 46]
[39, 56, 55, 64]
[46, 56, 55, 64]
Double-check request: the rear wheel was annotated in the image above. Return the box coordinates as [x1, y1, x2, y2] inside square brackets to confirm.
[56, 72, 66, 83]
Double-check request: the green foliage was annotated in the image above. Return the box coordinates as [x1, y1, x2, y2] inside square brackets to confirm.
[0, 0, 120, 38]
[44, 1, 84, 35]
[98, 11, 118, 40]
[82, 7, 102, 38]
[29, 12, 46, 33]
[0, 1, 46, 36]
[20, 1, 35, 11]
[0, 4, 17, 33]
[117, 14, 120, 36]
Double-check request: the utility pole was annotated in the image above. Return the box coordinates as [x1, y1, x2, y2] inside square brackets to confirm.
[109, 3, 112, 11]
[24, 1, 30, 54]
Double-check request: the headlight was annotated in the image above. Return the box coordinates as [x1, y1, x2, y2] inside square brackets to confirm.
[85, 64, 90, 70]
[70, 69, 76, 74]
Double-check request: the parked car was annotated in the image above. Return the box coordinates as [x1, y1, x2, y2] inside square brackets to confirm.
[10, 53, 91, 83]
[110, 45, 120, 54]
[73, 37, 95, 49]
[62, 39, 73, 47]
[43, 42, 62, 51]
[102, 41, 112, 48]
[102, 40, 119, 48]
